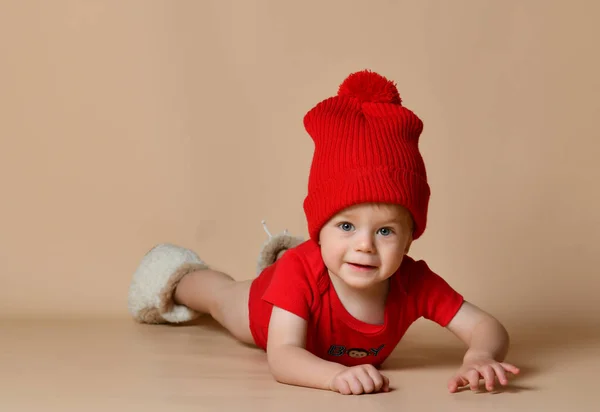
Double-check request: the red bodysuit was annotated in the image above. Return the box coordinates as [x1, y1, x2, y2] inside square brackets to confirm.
[248, 240, 464, 367]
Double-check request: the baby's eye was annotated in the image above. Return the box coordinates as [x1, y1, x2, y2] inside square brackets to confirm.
[378, 227, 394, 236]
[338, 222, 354, 232]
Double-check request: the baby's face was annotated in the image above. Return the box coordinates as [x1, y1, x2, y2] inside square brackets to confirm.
[318, 203, 413, 291]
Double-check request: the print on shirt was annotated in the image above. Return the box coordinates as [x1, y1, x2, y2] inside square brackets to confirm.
[347, 348, 369, 358]
[328, 344, 385, 358]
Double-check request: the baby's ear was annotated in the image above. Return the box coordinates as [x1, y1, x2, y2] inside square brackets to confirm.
[404, 236, 413, 254]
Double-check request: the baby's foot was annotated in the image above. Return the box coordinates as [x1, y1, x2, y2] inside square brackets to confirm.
[256, 221, 304, 274]
[128, 243, 208, 324]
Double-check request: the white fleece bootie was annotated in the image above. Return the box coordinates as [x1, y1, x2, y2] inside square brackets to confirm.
[128, 243, 209, 324]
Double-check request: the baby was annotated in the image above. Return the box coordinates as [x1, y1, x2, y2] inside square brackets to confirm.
[127, 70, 519, 395]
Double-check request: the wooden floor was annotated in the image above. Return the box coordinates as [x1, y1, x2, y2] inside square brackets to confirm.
[1, 316, 598, 411]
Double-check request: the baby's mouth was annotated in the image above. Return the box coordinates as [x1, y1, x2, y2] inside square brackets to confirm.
[347, 262, 378, 270]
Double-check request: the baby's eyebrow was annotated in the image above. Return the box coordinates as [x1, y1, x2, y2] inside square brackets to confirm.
[335, 213, 356, 220]
[380, 219, 412, 229]
[379, 218, 404, 225]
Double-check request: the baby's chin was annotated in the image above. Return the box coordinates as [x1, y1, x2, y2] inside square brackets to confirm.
[335, 269, 392, 290]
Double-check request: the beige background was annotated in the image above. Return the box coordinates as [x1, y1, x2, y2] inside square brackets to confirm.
[2, 0, 598, 322]
[1, 1, 599, 410]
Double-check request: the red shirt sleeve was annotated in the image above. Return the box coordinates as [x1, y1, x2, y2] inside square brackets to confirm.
[261, 251, 315, 321]
[405, 259, 464, 327]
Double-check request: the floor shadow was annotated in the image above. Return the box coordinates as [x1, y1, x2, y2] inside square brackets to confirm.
[382, 343, 466, 370]
[165, 315, 260, 349]
[380, 317, 600, 389]
[384, 346, 540, 377]
[175, 315, 227, 332]
[452, 382, 539, 394]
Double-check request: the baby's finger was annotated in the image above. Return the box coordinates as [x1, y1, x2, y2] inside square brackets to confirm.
[448, 375, 469, 393]
[492, 363, 508, 386]
[477, 365, 496, 391]
[356, 369, 375, 394]
[364, 366, 384, 392]
[466, 369, 481, 391]
[347, 375, 365, 395]
[335, 378, 352, 395]
[447, 376, 461, 393]
[500, 362, 520, 375]
[382, 375, 390, 392]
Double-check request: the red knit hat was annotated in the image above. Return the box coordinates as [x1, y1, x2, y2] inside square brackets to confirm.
[302, 70, 430, 241]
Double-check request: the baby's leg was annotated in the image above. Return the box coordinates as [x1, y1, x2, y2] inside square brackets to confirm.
[128, 229, 302, 340]
[174, 271, 254, 345]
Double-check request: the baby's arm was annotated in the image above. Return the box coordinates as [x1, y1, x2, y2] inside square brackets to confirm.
[445, 301, 520, 392]
[266, 306, 390, 395]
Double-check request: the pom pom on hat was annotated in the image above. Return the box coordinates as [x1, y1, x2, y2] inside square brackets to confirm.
[337, 69, 402, 104]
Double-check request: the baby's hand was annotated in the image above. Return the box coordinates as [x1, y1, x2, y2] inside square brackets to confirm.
[448, 357, 520, 393]
[329, 364, 390, 395]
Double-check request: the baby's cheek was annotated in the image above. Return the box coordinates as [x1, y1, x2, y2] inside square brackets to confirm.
[381, 243, 405, 263]
[321, 246, 345, 269]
